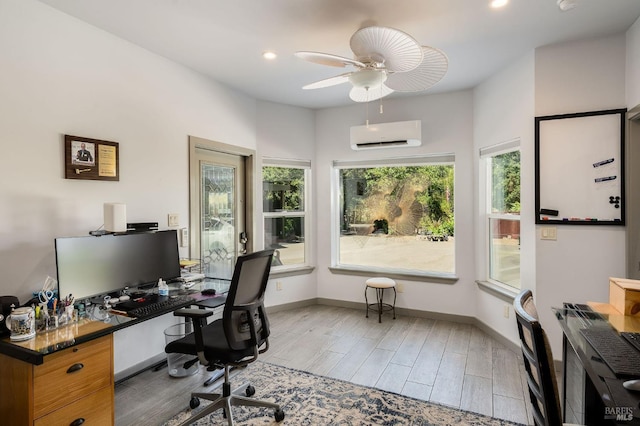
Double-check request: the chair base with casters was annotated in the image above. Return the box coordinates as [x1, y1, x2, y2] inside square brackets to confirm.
[365, 277, 397, 323]
[184, 364, 284, 426]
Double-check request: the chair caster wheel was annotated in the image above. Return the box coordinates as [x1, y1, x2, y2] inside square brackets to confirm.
[274, 408, 285, 422]
[189, 396, 200, 409]
[245, 385, 255, 397]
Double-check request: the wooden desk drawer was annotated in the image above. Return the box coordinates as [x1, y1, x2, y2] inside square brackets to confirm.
[33, 335, 112, 418]
[34, 385, 113, 426]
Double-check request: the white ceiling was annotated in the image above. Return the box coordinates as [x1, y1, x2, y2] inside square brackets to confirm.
[38, 0, 640, 109]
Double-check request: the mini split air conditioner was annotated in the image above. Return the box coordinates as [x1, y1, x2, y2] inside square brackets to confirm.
[350, 120, 422, 150]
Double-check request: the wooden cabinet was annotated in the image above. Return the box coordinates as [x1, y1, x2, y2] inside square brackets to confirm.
[0, 335, 114, 425]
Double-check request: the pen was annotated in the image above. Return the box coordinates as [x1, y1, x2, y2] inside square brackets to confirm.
[52, 298, 57, 314]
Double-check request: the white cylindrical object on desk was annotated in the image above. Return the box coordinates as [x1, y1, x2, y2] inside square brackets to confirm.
[104, 202, 127, 232]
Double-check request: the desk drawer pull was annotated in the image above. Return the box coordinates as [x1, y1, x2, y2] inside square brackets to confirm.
[66, 363, 84, 373]
[69, 418, 85, 426]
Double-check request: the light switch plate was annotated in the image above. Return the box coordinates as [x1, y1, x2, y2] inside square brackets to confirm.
[168, 213, 179, 227]
[540, 226, 557, 240]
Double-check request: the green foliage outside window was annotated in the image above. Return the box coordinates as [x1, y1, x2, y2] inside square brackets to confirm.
[491, 151, 520, 214]
[341, 165, 454, 237]
[263, 166, 304, 212]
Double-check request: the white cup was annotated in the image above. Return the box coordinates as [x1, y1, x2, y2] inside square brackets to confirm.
[6, 307, 36, 341]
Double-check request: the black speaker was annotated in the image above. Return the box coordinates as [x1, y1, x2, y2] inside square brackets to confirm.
[0, 296, 20, 337]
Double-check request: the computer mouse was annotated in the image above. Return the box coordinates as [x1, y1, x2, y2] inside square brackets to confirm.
[623, 379, 640, 391]
[201, 289, 216, 296]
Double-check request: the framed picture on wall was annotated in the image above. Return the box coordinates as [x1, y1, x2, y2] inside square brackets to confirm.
[535, 108, 626, 225]
[64, 135, 119, 181]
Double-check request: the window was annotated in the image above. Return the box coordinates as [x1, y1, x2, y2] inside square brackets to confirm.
[333, 155, 455, 274]
[262, 159, 310, 268]
[482, 141, 521, 288]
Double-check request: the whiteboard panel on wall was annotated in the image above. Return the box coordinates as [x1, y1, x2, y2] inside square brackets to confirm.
[535, 109, 626, 225]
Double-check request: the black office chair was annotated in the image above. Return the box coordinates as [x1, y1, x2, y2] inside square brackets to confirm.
[165, 249, 285, 425]
[514, 289, 579, 426]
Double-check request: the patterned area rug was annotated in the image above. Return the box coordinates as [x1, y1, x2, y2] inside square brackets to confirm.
[164, 361, 523, 425]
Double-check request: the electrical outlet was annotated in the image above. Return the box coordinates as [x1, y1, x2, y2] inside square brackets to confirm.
[503, 304, 510, 319]
[180, 228, 188, 247]
[276, 281, 282, 291]
[396, 282, 404, 293]
[168, 213, 179, 227]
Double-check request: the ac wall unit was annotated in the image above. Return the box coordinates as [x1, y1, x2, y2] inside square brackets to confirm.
[350, 120, 421, 150]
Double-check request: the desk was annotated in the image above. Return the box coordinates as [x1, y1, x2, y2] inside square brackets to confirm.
[0, 279, 229, 425]
[555, 304, 640, 425]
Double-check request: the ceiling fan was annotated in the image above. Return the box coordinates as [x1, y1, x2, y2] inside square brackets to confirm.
[295, 26, 448, 103]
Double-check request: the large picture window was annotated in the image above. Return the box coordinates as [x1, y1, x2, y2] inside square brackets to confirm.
[262, 159, 310, 268]
[482, 142, 521, 288]
[334, 156, 455, 274]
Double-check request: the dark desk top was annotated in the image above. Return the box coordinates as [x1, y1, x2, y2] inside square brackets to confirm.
[554, 305, 640, 424]
[0, 279, 229, 365]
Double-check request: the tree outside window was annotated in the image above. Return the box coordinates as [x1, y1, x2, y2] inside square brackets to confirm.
[336, 160, 455, 274]
[263, 164, 308, 267]
[487, 149, 520, 288]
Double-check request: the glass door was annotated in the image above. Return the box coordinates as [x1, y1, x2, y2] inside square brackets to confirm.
[189, 137, 249, 281]
[199, 157, 244, 279]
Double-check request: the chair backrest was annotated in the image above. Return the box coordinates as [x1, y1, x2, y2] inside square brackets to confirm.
[222, 249, 274, 351]
[514, 289, 563, 426]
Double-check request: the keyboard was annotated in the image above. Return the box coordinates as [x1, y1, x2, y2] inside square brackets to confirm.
[621, 332, 640, 353]
[579, 327, 640, 377]
[117, 294, 194, 318]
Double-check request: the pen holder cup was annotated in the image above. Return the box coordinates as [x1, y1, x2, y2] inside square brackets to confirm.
[36, 306, 77, 333]
[164, 322, 199, 377]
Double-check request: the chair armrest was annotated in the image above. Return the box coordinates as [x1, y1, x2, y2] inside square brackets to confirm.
[173, 308, 213, 319]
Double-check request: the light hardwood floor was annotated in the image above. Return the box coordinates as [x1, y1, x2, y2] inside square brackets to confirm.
[115, 304, 532, 425]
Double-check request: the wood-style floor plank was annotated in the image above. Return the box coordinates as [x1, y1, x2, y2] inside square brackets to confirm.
[115, 304, 530, 425]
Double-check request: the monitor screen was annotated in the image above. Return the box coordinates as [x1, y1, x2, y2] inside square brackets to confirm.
[55, 230, 181, 301]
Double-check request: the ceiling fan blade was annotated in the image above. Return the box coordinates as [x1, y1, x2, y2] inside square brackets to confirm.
[350, 26, 423, 73]
[295, 51, 365, 68]
[349, 84, 394, 103]
[385, 46, 448, 92]
[302, 73, 352, 90]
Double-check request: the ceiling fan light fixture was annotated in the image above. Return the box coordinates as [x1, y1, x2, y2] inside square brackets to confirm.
[557, 0, 578, 11]
[348, 69, 387, 89]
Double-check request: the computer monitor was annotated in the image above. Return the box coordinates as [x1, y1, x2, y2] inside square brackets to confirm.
[55, 230, 181, 301]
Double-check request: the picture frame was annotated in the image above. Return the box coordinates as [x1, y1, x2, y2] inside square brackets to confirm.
[535, 108, 626, 225]
[64, 135, 119, 181]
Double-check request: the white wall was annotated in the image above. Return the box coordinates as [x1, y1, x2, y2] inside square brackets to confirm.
[314, 91, 477, 316]
[473, 52, 535, 344]
[627, 16, 640, 108]
[534, 34, 627, 357]
[0, 0, 260, 302]
[0, 0, 319, 374]
[256, 100, 318, 305]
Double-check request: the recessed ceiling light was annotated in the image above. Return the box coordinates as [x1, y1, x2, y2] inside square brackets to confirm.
[262, 51, 277, 60]
[490, 0, 508, 8]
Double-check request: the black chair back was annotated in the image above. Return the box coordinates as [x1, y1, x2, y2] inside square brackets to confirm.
[223, 249, 274, 352]
[514, 289, 563, 426]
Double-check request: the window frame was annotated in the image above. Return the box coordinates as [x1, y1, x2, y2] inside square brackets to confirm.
[481, 140, 521, 290]
[262, 158, 311, 273]
[331, 154, 457, 281]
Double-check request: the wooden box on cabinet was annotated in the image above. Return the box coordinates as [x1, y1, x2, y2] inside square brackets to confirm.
[609, 277, 640, 316]
[0, 334, 114, 425]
